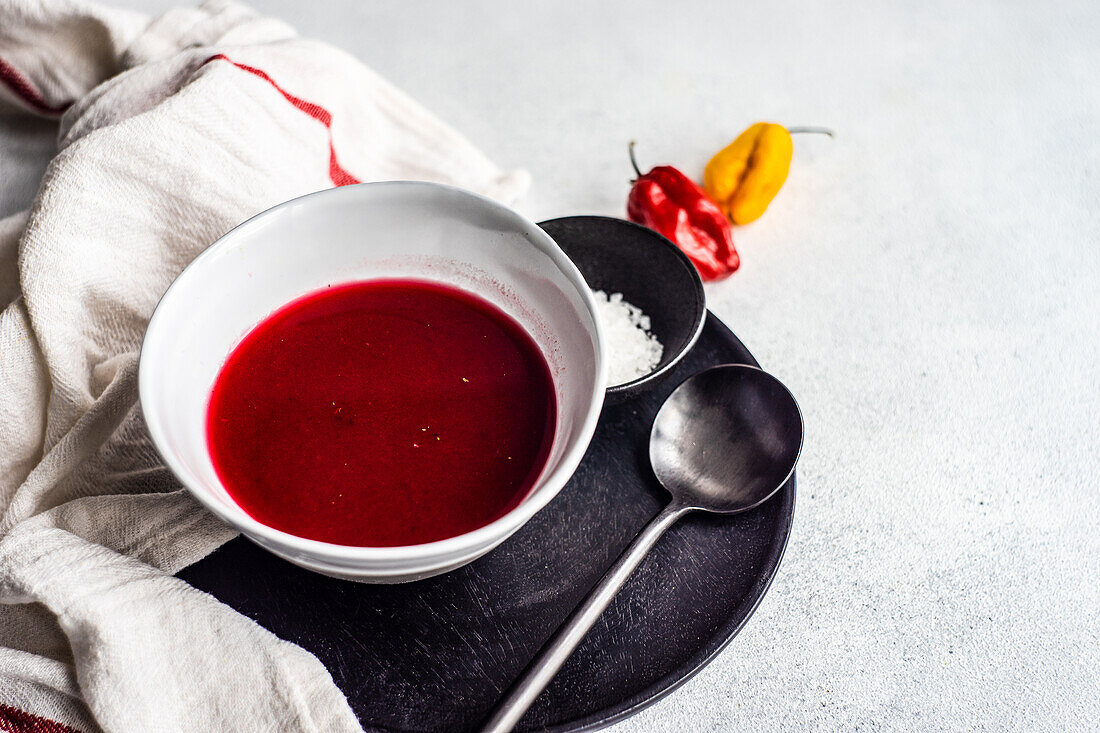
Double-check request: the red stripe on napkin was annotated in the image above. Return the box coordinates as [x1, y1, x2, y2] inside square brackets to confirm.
[203, 54, 361, 187]
[0, 57, 69, 115]
[0, 704, 84, 733]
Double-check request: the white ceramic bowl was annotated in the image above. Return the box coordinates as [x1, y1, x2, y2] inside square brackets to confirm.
[140, 182, 606, 582]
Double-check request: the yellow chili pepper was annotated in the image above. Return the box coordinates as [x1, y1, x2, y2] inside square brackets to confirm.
[704, 123, 833, 225]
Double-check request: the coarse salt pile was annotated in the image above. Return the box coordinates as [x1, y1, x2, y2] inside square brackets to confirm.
[592, 290, 664, 386]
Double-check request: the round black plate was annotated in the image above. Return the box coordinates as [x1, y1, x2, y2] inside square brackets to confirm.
[178, 314, 795, 732]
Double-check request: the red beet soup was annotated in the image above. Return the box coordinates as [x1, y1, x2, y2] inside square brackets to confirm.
[206, 279, 557, 546]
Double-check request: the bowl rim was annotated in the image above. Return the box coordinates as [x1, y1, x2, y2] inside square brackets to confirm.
[536, 215, 706, 396]
[139, 181, 607, 565]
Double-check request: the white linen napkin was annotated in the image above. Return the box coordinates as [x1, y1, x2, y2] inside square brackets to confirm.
[0, 1, 529, 729]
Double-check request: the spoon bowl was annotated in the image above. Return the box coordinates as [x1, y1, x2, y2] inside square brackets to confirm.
[651, 365, 803, 513]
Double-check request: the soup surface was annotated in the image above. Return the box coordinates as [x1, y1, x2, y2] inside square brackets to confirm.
[206, 279, 557, 546]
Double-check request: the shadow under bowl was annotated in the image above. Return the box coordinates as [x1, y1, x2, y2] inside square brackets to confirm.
[539, 216, 706, 404]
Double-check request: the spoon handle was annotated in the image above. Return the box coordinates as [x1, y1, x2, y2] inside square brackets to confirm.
[480, 502, 691, 733]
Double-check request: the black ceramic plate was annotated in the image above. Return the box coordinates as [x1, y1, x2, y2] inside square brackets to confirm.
[178, 312, 796, 732]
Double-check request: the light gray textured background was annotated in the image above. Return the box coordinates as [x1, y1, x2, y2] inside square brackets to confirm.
[3, 1, 1097, 730]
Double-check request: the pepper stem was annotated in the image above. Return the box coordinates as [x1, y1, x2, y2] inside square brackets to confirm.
[628, 140, 643, 177]
[787, 126, 835, 138]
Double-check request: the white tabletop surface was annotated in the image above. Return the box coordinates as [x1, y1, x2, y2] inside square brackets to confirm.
[3, 1, 1097, 730]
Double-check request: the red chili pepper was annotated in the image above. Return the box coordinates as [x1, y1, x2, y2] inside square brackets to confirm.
[626, 142, 740, 280]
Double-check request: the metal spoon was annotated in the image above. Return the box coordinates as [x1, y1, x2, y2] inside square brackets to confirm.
[481, 364, 804, 733]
